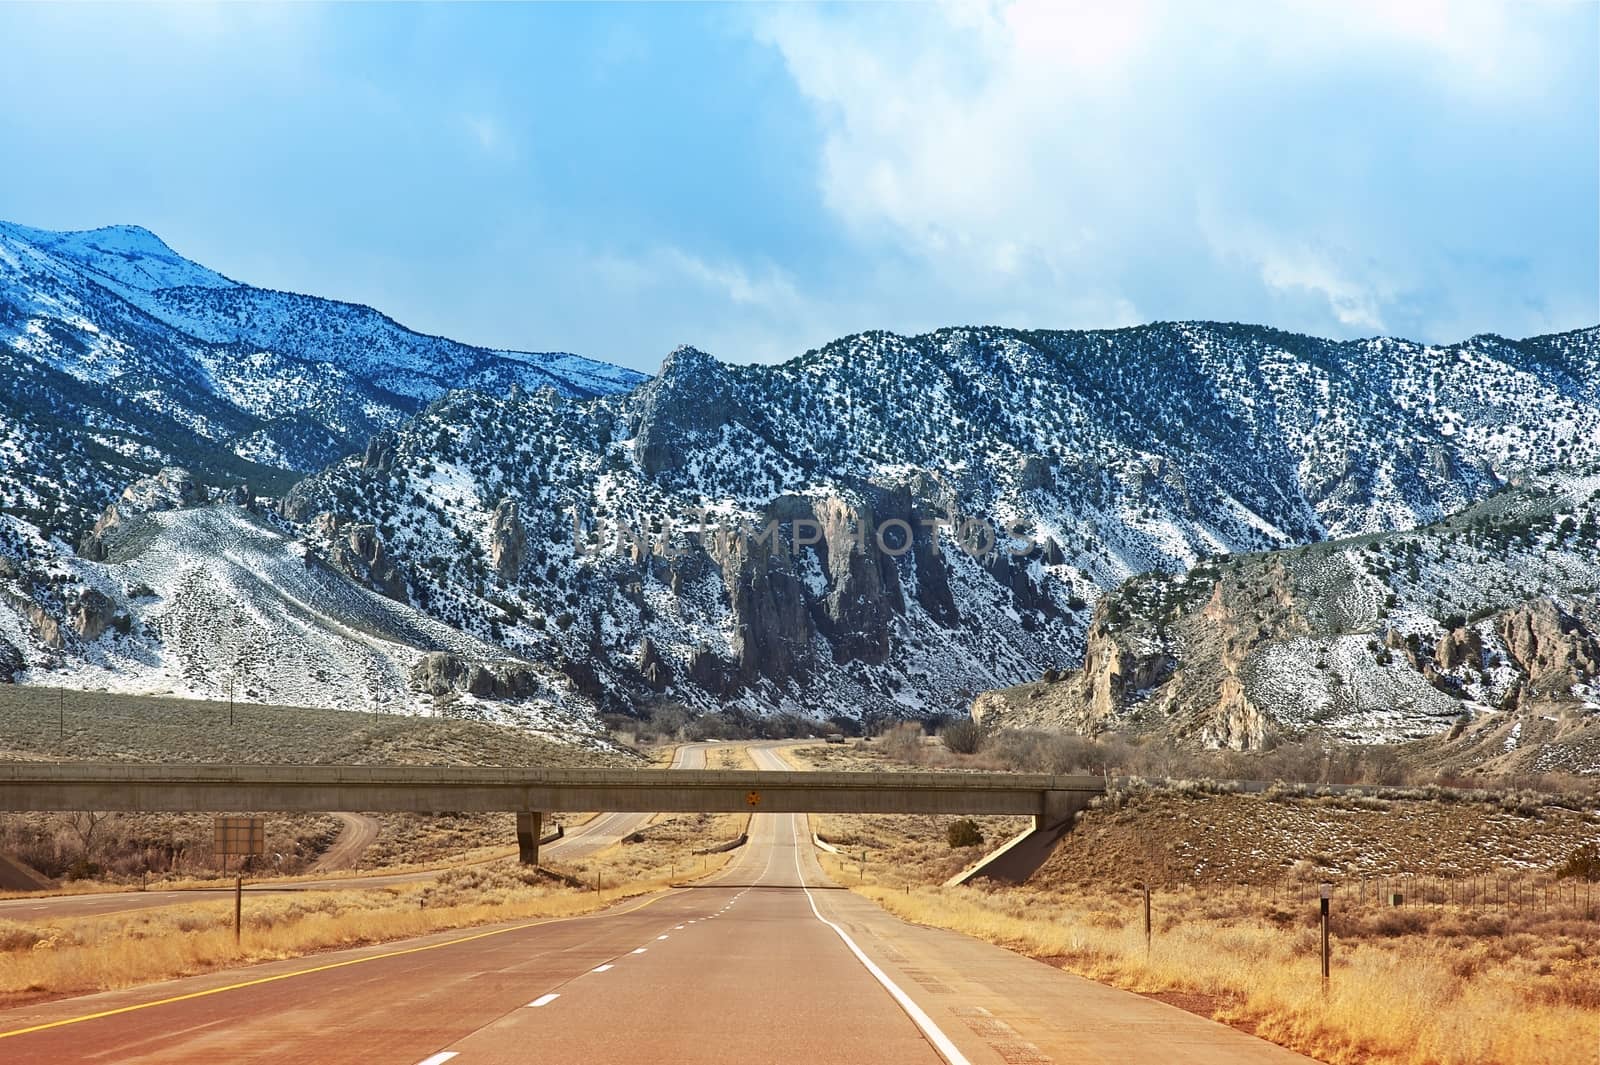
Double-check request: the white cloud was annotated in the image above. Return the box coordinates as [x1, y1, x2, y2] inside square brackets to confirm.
[581, 246, 829, 363]
[754, 0, 1589, 342]
[1257, 250, 1391, 332]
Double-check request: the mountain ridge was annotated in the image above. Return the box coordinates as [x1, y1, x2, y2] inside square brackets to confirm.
[0, 220, 646, 540]
[269, 319, 1600, 729]
[2, 219, 1598, 747]
[972, 465, 1600, 772]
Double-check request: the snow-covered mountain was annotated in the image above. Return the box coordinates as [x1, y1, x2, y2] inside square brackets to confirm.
[271, 322, 1600, 728]
[974, 466, 1600, 772]
[0, 473, 598, 738]
[0, 221, 645, 540]
[3, 220, 1597, 740]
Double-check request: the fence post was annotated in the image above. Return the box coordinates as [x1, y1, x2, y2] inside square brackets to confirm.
[1143, 883, 1152, 956]
[1320, 882, 1332, 992]
[234, 876, 243, 943]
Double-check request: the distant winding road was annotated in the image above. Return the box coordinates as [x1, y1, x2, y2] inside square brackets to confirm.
[311, 813, 382, 872]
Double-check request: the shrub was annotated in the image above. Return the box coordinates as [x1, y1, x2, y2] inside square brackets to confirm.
[941, 719, 984, 755]
[946, 819, 984, 848]
[0, 920, 43, 953]
[878, 722, 925, 763]
[1557, 843, 1600, 881]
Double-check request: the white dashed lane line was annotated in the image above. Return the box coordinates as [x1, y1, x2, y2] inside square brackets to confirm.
[510, 899, 734, 1023]
[414, 1054, 458, 1065]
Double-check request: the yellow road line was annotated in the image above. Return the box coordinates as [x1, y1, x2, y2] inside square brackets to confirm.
[0, 891, 676, 1042]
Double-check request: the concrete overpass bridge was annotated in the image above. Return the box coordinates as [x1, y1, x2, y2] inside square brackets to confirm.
[0, 763, 1104, 866]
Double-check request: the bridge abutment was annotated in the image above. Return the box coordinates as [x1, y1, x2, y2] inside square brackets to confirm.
[1038, 788, 1094, 831]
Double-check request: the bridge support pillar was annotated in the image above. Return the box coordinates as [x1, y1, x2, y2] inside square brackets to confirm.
[516, 811, 543, 865]
[1038, 789, 1092, 831]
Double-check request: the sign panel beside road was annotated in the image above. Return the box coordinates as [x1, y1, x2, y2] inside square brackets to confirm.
[213, 815, 265, 858]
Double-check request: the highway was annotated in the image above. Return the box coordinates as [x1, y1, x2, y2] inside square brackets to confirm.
[0, 744, 1319, 1064]
[0, 743, 714, 923]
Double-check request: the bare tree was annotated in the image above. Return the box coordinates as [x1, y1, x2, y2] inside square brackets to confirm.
[62, 811, 108, 858]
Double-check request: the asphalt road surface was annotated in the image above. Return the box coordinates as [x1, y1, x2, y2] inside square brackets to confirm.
[0, 745, 1319, 1064]
[0, 742, 713, 923]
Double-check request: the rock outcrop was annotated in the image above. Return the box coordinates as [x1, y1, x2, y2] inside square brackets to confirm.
[0, 636, 22, 682]
[71, 588, 128, 642]
[1435, 627, 1485, 671]
[410, 651, 540, 699]
[974, 560, 1312, 749]
[489, 499, 527, 582]
[277, 483, 319, 524]
[1498, 599, 1600, 690]
[631, 347, 739, 477]
[697, 488, 967, 687]
[638, 637, 671, 691]
[363, 430, 399, 472]
[314, 514, 408, 602]
[686, 645, 731, 696]
[0, 586, 64, 650]
[80, 467, 208, 561]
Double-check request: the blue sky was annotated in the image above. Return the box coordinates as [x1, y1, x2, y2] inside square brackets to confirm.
[1, 2, 1594, 373]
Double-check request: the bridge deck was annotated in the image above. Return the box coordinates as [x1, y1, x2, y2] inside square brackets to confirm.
[0, 764, 1105, 817]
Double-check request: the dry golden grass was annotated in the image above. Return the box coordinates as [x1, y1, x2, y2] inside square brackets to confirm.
[794, 742, 1600, 1065]
[808, 804, 1600, 1065]
[0, 810, 747, 1006]
[832, 873, 1599, 1065]
[0, 877, 593, 1006]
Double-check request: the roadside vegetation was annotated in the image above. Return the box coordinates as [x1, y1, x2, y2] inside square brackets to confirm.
[796, 738, 1600, 1065]
[0, 807, 748, 1008]
[835, 719, 1600, 800]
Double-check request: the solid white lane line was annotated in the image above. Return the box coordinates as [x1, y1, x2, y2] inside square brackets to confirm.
[414, 1054, 458, 1065]
[790, 817, 972, 1065]
[592, 964, 614, 973]
[526, 993, 560, 1008]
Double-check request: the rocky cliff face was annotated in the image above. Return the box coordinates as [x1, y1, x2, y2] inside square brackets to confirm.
[974, 559, 1297, 748]
[974, 468, 1600, 768]
[488, 500, 527, 583]
[270, 322, 1600, 725]
[310, 514, 409, 602]
[1497, 598, 1600, 693]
